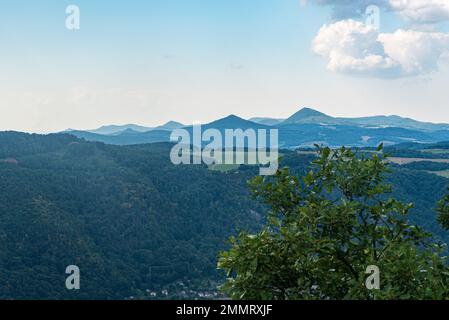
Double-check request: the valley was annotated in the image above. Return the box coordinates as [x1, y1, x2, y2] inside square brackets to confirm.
[0, 130, 448, 298]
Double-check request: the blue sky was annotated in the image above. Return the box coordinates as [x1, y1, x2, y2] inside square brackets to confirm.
[1, 0, 449, 132]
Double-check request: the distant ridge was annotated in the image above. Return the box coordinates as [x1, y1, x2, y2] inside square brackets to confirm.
[68, 121, 186, 137]
[154, 121, 185, 131]
[343, 115, 449, 132]
[249, 117, 284, 126]
[87, 124, 153, 135]
[202, 115, 270, 130]
[282, 107, 344, 125]
[278, 107, 449, 131]
[62, 107, 449, 147]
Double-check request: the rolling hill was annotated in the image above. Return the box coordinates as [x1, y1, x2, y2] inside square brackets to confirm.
[0, 131, 448, 299]
[64, 108, 449, 148]
[0, 132, 267, 299]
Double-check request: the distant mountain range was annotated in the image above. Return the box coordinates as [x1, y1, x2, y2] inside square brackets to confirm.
[252, 108, 449, 131]
[77, 121, 185, 136]
[248, 117, 284, 126]
[64, 108, 449, 148]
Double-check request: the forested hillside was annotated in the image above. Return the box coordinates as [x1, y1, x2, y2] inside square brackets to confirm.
[0, 132, 447, 299]
[0, 132, 267, 299]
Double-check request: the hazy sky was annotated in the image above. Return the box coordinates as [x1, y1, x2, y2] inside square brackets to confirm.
[1, 0, 449, 133]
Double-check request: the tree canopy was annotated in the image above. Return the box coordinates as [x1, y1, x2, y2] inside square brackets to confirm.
[218, 146, 449, 299]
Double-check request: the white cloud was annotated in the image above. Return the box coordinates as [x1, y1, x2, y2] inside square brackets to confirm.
[312, 20, 399, 77]
[389, 0, 449, 24]
[312, 19, 449, 77]
[306, 0, 449, 77]
[379, 29, 449, 74]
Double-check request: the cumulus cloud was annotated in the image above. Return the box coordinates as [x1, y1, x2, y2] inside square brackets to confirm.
[390, 0, 449, 24]
[305, 0, 449, 77]
[312, 19, 449, 77]
[312, 20, 399, 77]
[380, 29, 449, 74]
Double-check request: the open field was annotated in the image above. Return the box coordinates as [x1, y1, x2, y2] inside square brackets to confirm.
[421, 149, 449, 155]
[388, 157, 449, 165]
[208, 164, 240, 172]
[427, 170, 449, 178]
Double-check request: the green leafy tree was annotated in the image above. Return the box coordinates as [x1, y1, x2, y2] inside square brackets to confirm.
[218, 146, 449, 300]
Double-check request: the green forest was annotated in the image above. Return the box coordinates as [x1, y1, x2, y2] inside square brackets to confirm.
[0, 132, 448, 299]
